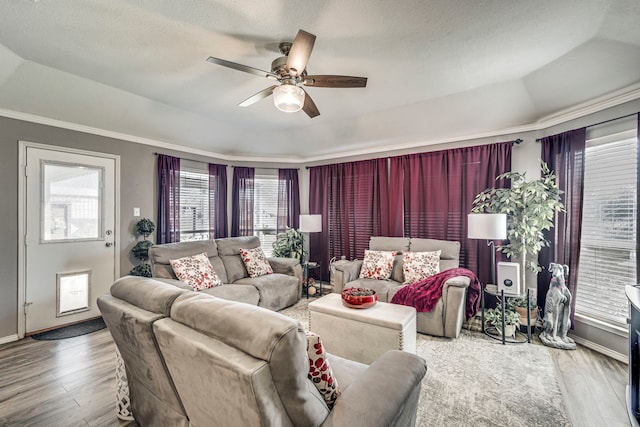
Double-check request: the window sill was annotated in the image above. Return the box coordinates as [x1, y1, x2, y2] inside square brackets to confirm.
[574, 312, 628, 338]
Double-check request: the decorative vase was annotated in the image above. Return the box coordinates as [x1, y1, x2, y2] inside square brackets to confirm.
[496, 324, 516, 338]
[341, 287, 377, 309]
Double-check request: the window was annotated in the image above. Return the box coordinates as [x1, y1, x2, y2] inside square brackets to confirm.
[254, 172, 278, 256]
[576, 119, 638, 325]
[179, 161, 210, 241]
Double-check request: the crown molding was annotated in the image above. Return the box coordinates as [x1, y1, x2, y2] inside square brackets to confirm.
[1, 82, 639, 165]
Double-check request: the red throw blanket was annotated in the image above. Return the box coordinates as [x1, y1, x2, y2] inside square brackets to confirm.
[390, 268, 481, 320]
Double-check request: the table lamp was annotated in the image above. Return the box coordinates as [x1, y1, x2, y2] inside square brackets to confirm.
[468, 213, 507, 285]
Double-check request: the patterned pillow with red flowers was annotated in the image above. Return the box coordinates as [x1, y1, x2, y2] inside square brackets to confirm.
[305, 331, 340, 409]
[402, 250, 441, 284]
[169, 252, 222, 291]
[239, 247, 273, 278]
[359, 250, 397, 280]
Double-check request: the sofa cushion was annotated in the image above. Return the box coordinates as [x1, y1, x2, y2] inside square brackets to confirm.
[369, 237, 410, 252]
[409, 238, 460, 271]
[170, 252, 223, 291]
[216, 236, 261, 283]
[402, 250, 441, 284]
[200, 282, 260, 305]
[149, 240, 229, 283]
[305, 331, 340, 409]
[359, 250, 397, 280]
[240, 247, 274, 277]
[234, 274, 299, 311]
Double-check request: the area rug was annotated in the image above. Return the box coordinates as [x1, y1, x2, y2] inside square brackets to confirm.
[280, 299, 571, 427]
[31, 317, 106, 340]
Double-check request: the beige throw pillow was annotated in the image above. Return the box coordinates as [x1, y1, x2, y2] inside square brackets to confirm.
[359, 250, 397, 280]
[402, 250, 441, 284]
[239, 247, 273, 277]
[169, 252, 223, 291]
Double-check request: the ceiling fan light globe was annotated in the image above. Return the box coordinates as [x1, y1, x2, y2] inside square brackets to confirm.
[273, 84, 305, 113]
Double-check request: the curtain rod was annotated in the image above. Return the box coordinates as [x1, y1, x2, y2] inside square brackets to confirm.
[305, 139, 522, 169]
[232, 166, 299, 170]
[535, 111, 638, 142]
[153, 152, 227, 166]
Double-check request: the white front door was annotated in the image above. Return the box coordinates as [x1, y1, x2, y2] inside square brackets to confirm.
[23, 145, 118, 334]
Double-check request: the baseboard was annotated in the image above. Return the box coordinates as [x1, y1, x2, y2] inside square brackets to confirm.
[570, 333, 628, 364]
[0, 334, 19, 345]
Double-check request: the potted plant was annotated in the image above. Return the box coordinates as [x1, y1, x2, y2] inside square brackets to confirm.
[272, 227, 305, 260]
[508, 297, 538, 326]
[471, 160, 564, 294]
[484, 306, 521, 338]
[129, 218, 155, 277]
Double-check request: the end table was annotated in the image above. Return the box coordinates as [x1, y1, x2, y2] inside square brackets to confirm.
[303, 262, 322, 298]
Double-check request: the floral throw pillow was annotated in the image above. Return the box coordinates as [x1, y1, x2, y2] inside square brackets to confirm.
[402, 250, 441, 284]
[169, 252, 222, 291]
[359, 250, 397, 280]
[239, 247, 273, 278]
[305, 331, 340, 409]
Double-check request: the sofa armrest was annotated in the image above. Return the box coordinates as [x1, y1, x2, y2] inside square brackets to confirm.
[331, 260, 363, 293]
[323, 350, 427, 427]
[441, 276, 471, 338]
[268, 257, 303, 285]
[151, 277, 194, 291]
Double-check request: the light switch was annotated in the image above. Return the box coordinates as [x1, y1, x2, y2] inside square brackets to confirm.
[133, 207, 140, 217]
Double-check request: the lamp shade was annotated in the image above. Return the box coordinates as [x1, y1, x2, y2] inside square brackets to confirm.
[299, 214, 322, 233]
[273, 84, 305, 113]
[467, 213, 507, 240]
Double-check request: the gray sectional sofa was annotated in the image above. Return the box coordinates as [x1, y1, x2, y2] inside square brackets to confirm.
[98, 276, 427, 427]
[332, 237, 471, 338]
[148, 236, 303, 311]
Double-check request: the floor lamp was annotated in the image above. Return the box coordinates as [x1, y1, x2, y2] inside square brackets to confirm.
[299, 214, 322, 264]
[468, 213, 507, 285]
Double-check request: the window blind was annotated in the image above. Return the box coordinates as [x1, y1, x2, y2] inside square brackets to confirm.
[576, 126, 638, 325]
[179, 169, 209, 241]
[254, 175, 278, 256]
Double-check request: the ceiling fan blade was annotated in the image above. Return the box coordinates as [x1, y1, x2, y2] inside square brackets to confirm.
[304, 75, 368, 88]
[286, 30, 316, 77]
[207, 56, 277, 79]
[238, 85, 278, 107]
[301, 88, 320, 118]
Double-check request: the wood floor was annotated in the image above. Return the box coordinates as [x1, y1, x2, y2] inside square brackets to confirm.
[0, 328, 631, 427]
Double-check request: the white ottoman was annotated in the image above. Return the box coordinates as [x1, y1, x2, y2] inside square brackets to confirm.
[308, 293, 417, 364]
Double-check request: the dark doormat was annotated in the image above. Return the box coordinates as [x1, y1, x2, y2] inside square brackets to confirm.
[31, 317, 106, 341]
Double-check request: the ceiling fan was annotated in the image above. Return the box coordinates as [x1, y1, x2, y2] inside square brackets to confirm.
[206, 29, 367, 118]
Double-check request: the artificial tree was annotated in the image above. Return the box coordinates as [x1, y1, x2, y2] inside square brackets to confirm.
[471, 160, 564, 294]
[129, 217, 155, 277]
[271, 227, 305, 260]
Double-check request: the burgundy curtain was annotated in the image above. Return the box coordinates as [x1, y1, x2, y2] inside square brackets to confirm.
[309, 158, 390, 278]
[538, 128, 587, 323]
[156, 154, 181, 243]
[231, 167, 255, 237]
[389, 142, 512, 285]
[208, 163, 228, 239]
[277, 169, 300, 232]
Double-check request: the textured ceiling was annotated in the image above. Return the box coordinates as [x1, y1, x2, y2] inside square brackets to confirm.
[0, 0, 639, 161]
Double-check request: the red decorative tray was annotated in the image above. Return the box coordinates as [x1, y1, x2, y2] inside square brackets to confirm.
[341, 287, 378, 309]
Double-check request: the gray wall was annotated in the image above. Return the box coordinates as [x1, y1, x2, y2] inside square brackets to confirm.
[1, 98, 639, 359]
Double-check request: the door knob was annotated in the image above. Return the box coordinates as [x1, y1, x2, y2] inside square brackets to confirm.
[105, 242, 114, 247]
